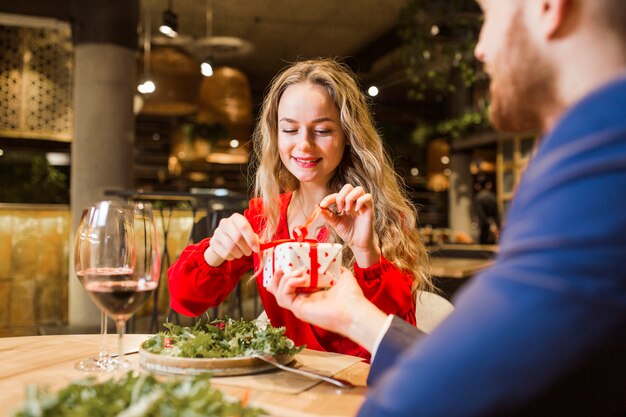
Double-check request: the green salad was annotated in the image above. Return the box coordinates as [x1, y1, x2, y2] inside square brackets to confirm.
[12, 372, 264, 417]
[142, 318, 304, 358]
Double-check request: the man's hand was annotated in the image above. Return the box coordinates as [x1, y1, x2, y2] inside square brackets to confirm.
[267, 267, 388, 352]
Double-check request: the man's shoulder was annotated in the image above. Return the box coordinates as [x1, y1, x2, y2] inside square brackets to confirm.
[368, 316, 424, 385]
[378, 316, 423, 357]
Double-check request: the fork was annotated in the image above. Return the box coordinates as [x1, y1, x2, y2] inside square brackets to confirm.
[252, 353, 354, 389]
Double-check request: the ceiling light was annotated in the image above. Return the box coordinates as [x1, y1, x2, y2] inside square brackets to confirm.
[200, 0, 215, 77]
[138, 2, 155, 97]
[137, 79, 156, 94]
[367, 86, 379, 97]
[159, 1, 178, 38]
[201, 61, 214, 77]
[46, 152, 70, 166]
[229, 139, 239, 148]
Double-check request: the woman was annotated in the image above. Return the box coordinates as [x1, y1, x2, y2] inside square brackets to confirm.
[168, 58, 431, 360]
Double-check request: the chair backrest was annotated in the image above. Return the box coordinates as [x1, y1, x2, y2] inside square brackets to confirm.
[415, 291, 455, 333]
[256, 310, 269, 325]
[188, 209, 236, 244]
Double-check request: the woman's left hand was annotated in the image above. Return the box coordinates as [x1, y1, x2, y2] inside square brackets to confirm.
[320, 184, 381, 267]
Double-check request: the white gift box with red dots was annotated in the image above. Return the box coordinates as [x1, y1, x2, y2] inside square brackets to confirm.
[262, 242, 343, 291]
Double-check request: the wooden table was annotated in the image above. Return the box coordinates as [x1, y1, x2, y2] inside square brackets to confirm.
[0, 334, 370, 417]
[428, 244, 497, 279]
[429, 257, 494, 279]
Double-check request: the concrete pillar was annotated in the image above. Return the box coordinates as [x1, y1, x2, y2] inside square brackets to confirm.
[448, 152, 474, 239]
[69, 0, 138, 327]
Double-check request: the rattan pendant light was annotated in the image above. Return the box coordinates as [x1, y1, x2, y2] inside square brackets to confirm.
[195, 66, 252, 163]
[139, 46, 201, 116]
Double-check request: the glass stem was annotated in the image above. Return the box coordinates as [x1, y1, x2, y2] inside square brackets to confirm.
[116, 318, 126, 369]
[98, 312, 108, 359]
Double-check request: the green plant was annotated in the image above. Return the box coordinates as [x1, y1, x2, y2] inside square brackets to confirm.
[398, 0, 482, 101]
[192, 122, 229, 141]
[0, 153, 69, 204]
[411, 109, 489, 148]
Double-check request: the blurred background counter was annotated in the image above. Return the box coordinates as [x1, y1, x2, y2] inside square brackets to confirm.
[0, 204, 70, 336]
[428, 243, 497, 300]
[0, 191, 259, 338]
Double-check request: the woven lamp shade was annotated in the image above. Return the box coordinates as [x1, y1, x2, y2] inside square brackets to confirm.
[194, 67, 253, 164]
[139, 46, 201, 116]
[426, 138, 450, 192]
[197, 67, 252, 130]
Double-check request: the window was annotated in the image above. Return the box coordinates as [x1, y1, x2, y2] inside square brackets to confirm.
[497, 135, 536, 216]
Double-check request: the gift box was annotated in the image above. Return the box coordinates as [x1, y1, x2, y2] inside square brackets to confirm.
[262, 241, 343, 291]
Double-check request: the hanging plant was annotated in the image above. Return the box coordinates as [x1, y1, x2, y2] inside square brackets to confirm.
[0, 154, 68, 204]
[192, 122, 229, 141]
[398, 0, 482, 101]
[411, 108, 489, 148]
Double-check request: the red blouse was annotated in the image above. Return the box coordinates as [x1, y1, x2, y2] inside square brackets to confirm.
[168, 193, 416, 361]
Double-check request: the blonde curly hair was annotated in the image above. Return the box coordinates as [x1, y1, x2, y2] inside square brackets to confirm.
[252, 58, 431, 292]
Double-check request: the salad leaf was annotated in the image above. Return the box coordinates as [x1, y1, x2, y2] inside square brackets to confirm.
[12, 372, 265, 417]
[143, 318, 304, 358]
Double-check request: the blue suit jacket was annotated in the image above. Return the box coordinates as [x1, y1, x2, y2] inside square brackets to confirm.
[362, 75, 626, 417]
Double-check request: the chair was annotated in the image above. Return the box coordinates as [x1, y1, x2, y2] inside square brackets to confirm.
[187, 209, 230, 245]
[179, 207, 259, 321]
[256, 310, 269, 326]
[415, 291, 455, 333]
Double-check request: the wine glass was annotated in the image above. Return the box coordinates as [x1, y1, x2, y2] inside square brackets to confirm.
[74, 207, 115, 372]
[76, 201, 160, 369]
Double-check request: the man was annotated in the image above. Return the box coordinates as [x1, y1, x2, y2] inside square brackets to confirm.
[268, 0, 626, 415]
[474, 174, 500, 244]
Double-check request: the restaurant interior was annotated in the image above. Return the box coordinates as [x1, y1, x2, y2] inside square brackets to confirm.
[0, 0, 533, 340]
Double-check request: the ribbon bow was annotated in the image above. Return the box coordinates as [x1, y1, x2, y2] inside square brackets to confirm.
[260, 213, 322, 289]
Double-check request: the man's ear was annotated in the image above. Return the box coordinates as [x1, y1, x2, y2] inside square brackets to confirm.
[540, 0, 571, 38]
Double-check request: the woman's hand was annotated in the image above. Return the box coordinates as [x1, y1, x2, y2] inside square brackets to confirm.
[203, 213, 260, 267]
[320, 184, 381, 267]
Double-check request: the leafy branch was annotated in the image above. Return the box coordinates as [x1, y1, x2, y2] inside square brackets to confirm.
[398, 0, 482, 101]
[182, 122, 229, 142]
[411, 109, 489, 148]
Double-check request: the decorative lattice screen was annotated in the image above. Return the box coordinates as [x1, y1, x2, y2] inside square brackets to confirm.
[0, 24, 73, 142]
